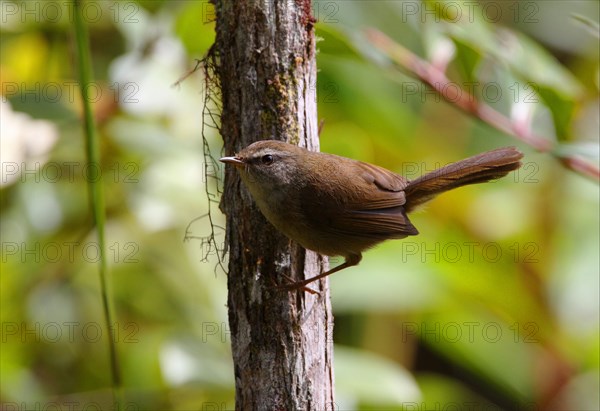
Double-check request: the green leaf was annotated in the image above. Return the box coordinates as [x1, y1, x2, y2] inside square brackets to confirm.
[316, 23, 376, 62]
[442, 21, 583, 139]
[553, 142, 600, 160]
[536, 86, 577, 140]
[335, 345, 421, 406]
[452, 37, 482, 83]
[316, 24, 355, 57]
[174, 1, 215, 55]
[571, 14, 600, 39]
[420, 311, 538, 400]
[330, 241, 445, 313]
[447, 24, 582, 97]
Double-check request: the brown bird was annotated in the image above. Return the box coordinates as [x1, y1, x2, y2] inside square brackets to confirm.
[220, 141, 523, 291]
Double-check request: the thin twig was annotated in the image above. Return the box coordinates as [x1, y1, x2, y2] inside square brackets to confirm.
[365, 28, 599, 182]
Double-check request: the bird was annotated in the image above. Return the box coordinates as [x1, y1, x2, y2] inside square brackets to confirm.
[220, 140, 523, 291]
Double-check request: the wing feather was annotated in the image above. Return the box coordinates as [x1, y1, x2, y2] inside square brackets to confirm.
[301, 158, 418, 239]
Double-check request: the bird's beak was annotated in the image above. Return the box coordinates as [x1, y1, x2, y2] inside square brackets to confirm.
[219, 156, 245, 168]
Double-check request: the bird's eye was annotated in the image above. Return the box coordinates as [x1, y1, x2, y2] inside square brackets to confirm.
[261, 154, 274, 165]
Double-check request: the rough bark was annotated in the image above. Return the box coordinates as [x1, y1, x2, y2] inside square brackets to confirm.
[214, 1, 335, 410]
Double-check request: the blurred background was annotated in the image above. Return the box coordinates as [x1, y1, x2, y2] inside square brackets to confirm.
[1, 0, 598, 410]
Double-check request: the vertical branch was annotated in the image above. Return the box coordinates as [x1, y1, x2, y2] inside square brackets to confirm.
[213, 1, 335, 409]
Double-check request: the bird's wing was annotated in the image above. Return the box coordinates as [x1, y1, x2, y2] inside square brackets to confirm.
[301, 159, 418, 240]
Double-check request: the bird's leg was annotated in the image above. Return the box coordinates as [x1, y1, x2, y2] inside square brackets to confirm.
[278, 253, 362, 292]
[279, 272, 320, 295]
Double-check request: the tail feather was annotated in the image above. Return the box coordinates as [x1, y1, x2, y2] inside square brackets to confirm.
[404, 147, 523, 212]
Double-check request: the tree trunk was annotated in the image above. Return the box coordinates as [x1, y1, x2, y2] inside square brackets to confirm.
[213, 1, 335, 410]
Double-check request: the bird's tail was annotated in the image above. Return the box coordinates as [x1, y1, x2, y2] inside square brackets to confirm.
[404, 147, 523, 213]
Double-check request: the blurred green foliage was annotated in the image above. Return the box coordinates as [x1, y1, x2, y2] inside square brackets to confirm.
[1, 1, 598, 410]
